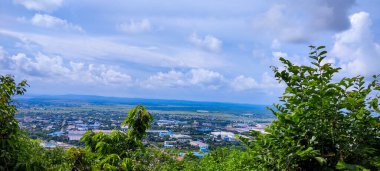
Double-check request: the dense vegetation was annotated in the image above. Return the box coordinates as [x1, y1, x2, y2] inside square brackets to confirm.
[1, 46, 379, 170]
[238, 46, 380, 170]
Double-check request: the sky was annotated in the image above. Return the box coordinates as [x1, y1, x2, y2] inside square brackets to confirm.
[1, 0, 380, 104]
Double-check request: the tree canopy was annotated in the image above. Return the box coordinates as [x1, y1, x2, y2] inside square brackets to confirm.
[237, 46, 380, 170]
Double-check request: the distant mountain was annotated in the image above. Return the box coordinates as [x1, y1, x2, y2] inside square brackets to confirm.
[15, 94, 275, 118]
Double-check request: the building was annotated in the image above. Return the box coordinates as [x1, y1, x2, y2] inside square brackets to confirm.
[192, 152, 205, 159]
[68, 130, 113, 141]
[211, 131, 235, 138]
[200, 147, 208, 153]
[47, 131, 65, 136]
[157, 120, 176, 126]
[197, 128, 212, 132]
[40, 140, 57, 149]
[233, 123, 249, 128]
[170, 134, 192, 143]
[164, 141, 176, 148]
[68, 130, 86, 141]
[190, 141, 209, 148]
[159, 131, 173, 137]
[147, 130, 168, 133]
[211, 131, 236, 141]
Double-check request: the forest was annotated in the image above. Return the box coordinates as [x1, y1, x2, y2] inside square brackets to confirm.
[1, 46, 379, 170]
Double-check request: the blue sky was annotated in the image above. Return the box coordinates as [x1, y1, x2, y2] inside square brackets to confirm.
[1, 0, 380, 104]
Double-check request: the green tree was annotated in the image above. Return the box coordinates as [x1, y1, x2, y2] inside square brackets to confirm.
[0, 75, 70, 170]
[241, 46, 380, 170]
[79, 105, 155, 170]
[0, 75, 28, 170]
[122, 105, 154, 140]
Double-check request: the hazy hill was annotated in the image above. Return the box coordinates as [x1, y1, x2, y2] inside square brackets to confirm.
[15, 94, 274, 118]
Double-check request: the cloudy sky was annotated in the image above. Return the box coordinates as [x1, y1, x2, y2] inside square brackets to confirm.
[1, 0, 380, 104]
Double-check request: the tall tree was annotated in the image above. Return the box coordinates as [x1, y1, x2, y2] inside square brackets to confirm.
[0, 75, 28, 170]
[79, 105, 154, 170]
[122, 104, 154, 140]
[241, 46, 380, 170]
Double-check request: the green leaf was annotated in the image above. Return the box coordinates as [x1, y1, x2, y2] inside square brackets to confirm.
[316, 46, 325, 50]
[314, 157, 326, 165]
[317, 56, 326, 63]
[310, 55, 318, 60]
[336, 161, 369, 171]
[318, 51, 327, 57]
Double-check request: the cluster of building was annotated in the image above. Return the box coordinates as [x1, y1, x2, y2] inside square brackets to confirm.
[16, 105, 270, 159]
[40, 140, 74, 149]
[145, 120, 269, 158]
[226, 123, 269, 134]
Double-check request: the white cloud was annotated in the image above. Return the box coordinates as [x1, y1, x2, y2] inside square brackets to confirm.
[31, 14, 84, 32]
[230, 72, 282, 91]
[0, 29, 224, 69]
[189, 33, 222, 52]
[3, 52, 132, 85]
[10, 53, 70, 77]
[145, 70, 281, 92]
[86, 64, 132, 85]
[231, 75, 258, 91]
[143, 68, 224, 89]
[143, 70, 186, 88]
[167, 69, 282, 91]
[13, 0, 63, 12]
[332, 12, 380, 76]
[117, 19, 151, 33]
[189, 68, 224, 86]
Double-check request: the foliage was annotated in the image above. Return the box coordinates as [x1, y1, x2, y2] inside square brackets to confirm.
[0, 75, 70, 170]
[183, 148, 254, 171]
[240, 46, 380, 170]
[122, 105, 154, 140]
[77, 105, 156, 170]
[66, 147, 95, 171]
[0, 81, 165, 171]
[0, 75, 29, 170]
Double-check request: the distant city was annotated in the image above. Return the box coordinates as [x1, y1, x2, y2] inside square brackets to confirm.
[15, 95, 274, 158]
